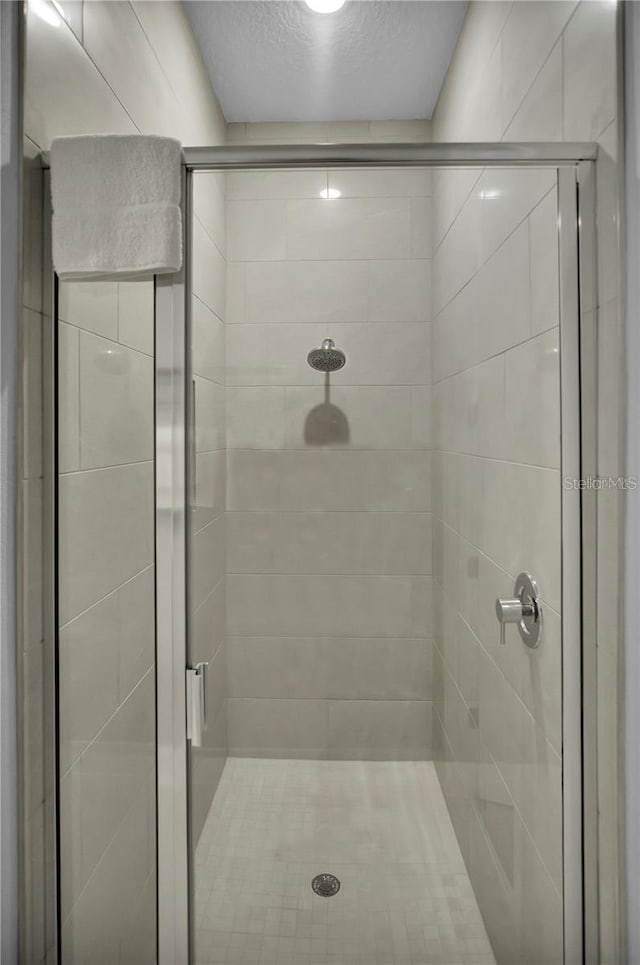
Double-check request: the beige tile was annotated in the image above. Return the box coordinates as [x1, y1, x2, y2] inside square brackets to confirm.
[61, 784, 153, 964]
[118, 281, 154, 356]
[226, 386, 286, 449]
[130, 0, 226, 146]
[192, 171, 226, 254]
[24, 5, 136, 149]
[227, 170, 326, 200]
[58, 462, 154, 624]
[481, 460, 561, 611]
[192, 219, 226, 319]
[59, 591, 119, 772]
[192, 449, 225, 534]
[326, 638, 432, 701]
[328, 699, 432, 760]
[505, 41, 563, 142]
[475, 219, 531, 361]
[286, 197, 412, 261]
[59, 322, 80, 473]
[55, 1, 83, 41]
[194, 376, 225, 453]
[243, 260, 368, 324]
[192, 296, 224, 385]
[228, 199, 287, 261]
[467, 807, 520, 964]
[78, 671, 155, 888]
[529, 187, 560, 336]
[432, 191, 482, 315]
[226, 262, 245, 323]
[519, 825, 563, 964]
[191, 515, 225, 611]
[410, 197, 433, 258]
[118, 871, 157, 965]
[365, 450, 431, 512]
[83, 0, 181, 137]
[191, 578, 226, 667]
[117, 566, 155, 702]
[235, 259, 430, 323]
[227, 448, 430, 513]
[228, 698, 328, 758]
[503, 327, 560, 469]
[227, 511, 431, 576]
[563, 0, 617, 141]
[368, 259, 431, 323]
[432, 167, 481, 251]
[79, 331, 153, 469]
[284, 385, 413, 450]
[227, 574, 431, 639]
[227, 636, 431, 701]
[58, 281, 118, 340]
[500, 1, 577, 127]
[476, 167, 556, 265]
[411, 385, 432, 449]
[59, 767, 83, 923]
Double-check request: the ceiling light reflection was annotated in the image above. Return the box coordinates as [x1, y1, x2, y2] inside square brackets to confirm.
[320, 188, 341, 200]
[305, 0, 346, 13]
[30, 0, 61, 26]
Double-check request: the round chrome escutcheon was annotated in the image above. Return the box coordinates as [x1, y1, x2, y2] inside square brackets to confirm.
[514, 571, 542, 649]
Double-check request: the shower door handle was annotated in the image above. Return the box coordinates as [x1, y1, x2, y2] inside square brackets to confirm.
[186, 662, 208, 747]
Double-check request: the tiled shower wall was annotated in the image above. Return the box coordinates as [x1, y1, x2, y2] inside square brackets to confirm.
[430, 1, 621, 962]
[57, 277, 157, 961]
[225, 167, 433, 760]
[431, 170, 563, 961]
[20, 2, 227, 962]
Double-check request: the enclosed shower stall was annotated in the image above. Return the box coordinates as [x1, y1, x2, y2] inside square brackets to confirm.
[50, 142, 594, 965]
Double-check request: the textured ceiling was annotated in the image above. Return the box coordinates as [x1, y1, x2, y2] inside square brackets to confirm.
[184, 1, 468, 123]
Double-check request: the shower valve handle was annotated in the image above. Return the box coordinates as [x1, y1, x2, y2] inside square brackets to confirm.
[495, 572, 541, 649]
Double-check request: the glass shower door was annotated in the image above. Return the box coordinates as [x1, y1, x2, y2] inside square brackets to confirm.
[177, 158, 587, 965]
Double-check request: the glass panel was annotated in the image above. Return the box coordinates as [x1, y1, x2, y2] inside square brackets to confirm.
[187, 164, 565, 965]
[56, 278, 157, 963]
[187, 170, 228, 932]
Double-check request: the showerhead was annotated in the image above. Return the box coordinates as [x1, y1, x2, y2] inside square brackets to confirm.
[307, 338, 346, 373]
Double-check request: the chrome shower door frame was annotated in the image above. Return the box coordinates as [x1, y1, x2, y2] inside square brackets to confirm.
[154, 143, 598, 965]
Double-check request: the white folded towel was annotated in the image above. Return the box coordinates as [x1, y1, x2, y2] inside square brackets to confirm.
[50, 134, 182, 279]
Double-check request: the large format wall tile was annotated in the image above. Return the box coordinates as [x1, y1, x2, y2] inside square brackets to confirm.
[79, 331, 153, 469]
[227, 637, 432, 701]
[228, 450, 431, 513]
[228, 698, 329, 758]
[328, 699, 432, 760]
[227, 511, 431, 576]
[227, 575, 431, 639]
[58, 462, 154, 624]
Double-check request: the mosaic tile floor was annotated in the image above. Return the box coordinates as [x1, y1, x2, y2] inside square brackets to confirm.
[195, 759, 496, 965]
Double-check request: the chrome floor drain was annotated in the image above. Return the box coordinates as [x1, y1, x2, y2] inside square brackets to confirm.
[311, 873, 341, 897]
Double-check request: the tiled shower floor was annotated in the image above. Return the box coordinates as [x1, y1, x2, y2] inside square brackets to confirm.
[195, 759, 495, 965]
